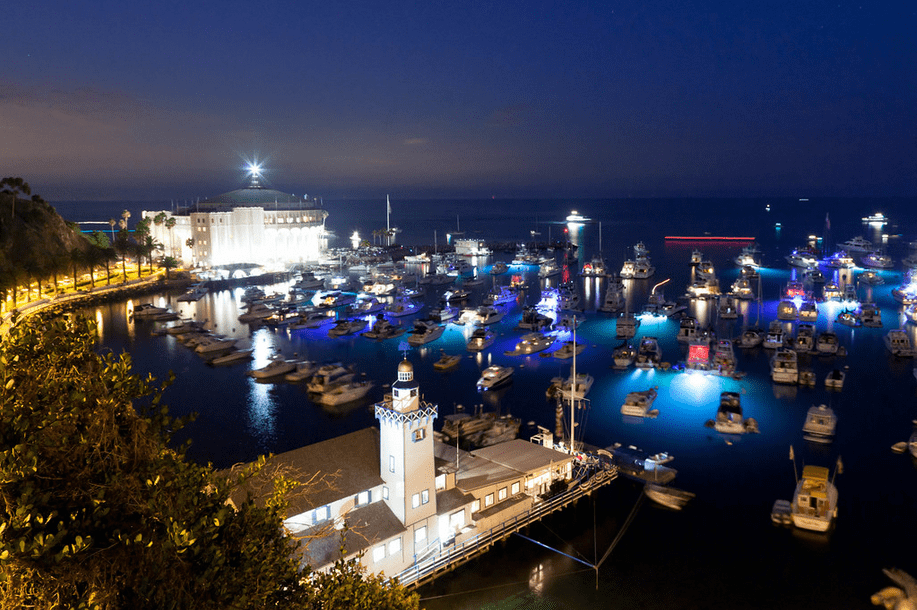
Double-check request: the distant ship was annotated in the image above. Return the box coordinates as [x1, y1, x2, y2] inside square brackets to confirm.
[566, 210, 589, 223]
[862, 212, 888, 226]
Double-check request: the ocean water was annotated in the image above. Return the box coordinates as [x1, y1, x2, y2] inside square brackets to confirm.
[64, 196, 917, 609]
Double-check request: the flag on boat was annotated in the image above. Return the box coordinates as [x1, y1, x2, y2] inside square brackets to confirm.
[789, 445, 795, 461]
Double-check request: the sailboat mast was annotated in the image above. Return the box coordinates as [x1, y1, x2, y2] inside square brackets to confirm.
[386, 195, 391, 245]
[570, 319, 577, 452]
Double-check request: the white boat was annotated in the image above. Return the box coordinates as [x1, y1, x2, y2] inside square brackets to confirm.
[793, 323, 815, 353]
[165, 319, 205, 335]
[552, 372, 594, 400]
[361, 315, 405, 340]
[581, 256, 608, 277]
[433, 352, 462, 370]
[763, 320, 786, 349]
[815, 331, 839, 355]
[289, 310, 335, 330]
[737, 326, 764, 348]
[517, 306, 553, 330]
[824, 368, 845, 390]
[427, 305, 458, 323]
[306, 364, 355, 393]
[644, 483, 695, 510]
[249, 358, 298, 379]
[473, 306, 505, 326]
[803, 405, 837, 443]
[238, 302, 276, 323]
[676, 316, 698, 343]
[859, 302, 881, 327]
[825, 251, 855, 269]
[566, 210, 589, 223]
[553, 340, 585, 359]
[506, 332, 554, 355]
[441, 289, 471, 304]
[771, 349, 799, 384]
[292, 271, 325, 290]
[489, 261, 509, 275]
[838, 236, 873, 252]
[785, 250, 818, 268]
[690, 249, 704, 265]
[604, 444, 677, 484]
[315, 379, 374, 406]
[599, 275, 626, 312]
[466, 327, 495, 352]
[131, 303, 170, 318]
[734, 244, 760, 267]
[860, 270, 885, 286]
[406, 319, 445, 346]
[385, 297, 423, 317]
[612, 343, 636, 369]
[616, 312, 641, 338]
[328, 318, 368, 337]
[710, 391, 758, 434]
[353, 296, 385, 315]
[790, 465, 839, 532]
[717, 295, 738, 320]
[476, 365, 514, 390]
[798, 300, 818, 322]
[634, 336, 662, 369]
[835, 309, 861, 327]
[177, 282, 209, 302]
[210, 348, 253, 366]
[284, 361, 318, 382]
[884, 329, 916, 357]
[538, 259, 562, 278]
[862, 212, 888, 225]
[777, 300, 798, 321]
[621, 388, 659, 418]
[194, 335, 238, 354]
[862, 252, 894, 269]
[711, 340, 737, 375]
[482, 286, 516, 306]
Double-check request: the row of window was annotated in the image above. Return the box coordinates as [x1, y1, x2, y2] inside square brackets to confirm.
[472, 481, 521, 513]
[372, 536, 402, 563]
[411, 489, 430, 509]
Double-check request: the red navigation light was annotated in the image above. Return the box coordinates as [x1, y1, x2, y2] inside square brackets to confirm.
[688, 344, 709, 364]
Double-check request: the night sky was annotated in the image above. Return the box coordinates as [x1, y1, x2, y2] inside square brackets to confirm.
[2, 1, 915, 201]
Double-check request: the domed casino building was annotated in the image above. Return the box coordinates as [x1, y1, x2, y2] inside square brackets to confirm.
[142, 166, 328, 271]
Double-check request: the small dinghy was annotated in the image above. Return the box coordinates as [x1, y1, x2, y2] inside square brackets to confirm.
[644, 483, 695, 510]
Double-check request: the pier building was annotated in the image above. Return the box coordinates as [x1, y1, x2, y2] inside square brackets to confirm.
[229, 359, 613, 586]
[142, 169, 327, 270]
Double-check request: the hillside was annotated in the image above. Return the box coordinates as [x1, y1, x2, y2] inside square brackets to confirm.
[0, 192, 92, 273]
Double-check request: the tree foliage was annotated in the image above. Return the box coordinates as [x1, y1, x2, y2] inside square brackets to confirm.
[0, 314, 419, 610]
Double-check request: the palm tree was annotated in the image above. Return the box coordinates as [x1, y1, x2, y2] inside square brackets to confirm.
[161, 256, 178, 280]
[115, 230, 130, 283]
[119, 209, 131, 231]
[164, 216, 177, 258]
[143, 235, 163, 274]
[108, 218, 117, 243]
[69, 248, 85, 291]
[1, 176, 31, 219]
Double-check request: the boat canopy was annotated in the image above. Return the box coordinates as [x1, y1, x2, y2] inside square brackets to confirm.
[802, 465, 829, 481]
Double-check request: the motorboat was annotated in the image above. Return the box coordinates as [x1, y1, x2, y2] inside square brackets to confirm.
[433, 352, 462, 370]
[803, 267, 825, 284]
[283, 361, 318, 382]
[798, 300, 818, 322]
[553, 372, 594, 400]
[581, 256, 608, 277]
[763, 320, 786, 349]
[603, 444, 676, 484]
[506, 332, 554, 355]
[771, 349, 799, 384]
[860, 303, 882, 328]
[621, 388, 659, 418]
[905, 304, 917, 325]
[821, 280, 844, 301]
[553, 340, 585, 359]
[860, 270, 885, 286]
[612, 343, 636, 369]
[314, 290, 356, 309]
[842, 283, 858, 302]
[802, 405, 836, 443]
[473, 306, 505, 326]
[352, 296, 385, 315]
[554, 313, 582, 332]
[315, 379, 374, 407]
[210, 348, 253, 366]
[635, 336, 662, 370]
[440, 411, 520, 448]
[194, 335, 238, 354]
[862, 212, 888, 226]
[838, 236, 873, 252]
[441, 289, 470, 304]
[616, 312, 641, 338]
[306, 364, 355, 393]
[815, 331, 839, 355]
[557, 285, 581, 311]
[292, 271, 325, 290]
[517, 306, 553, 330]
[131, 303, 170, 318]
[884, 329, 916, 357]
[793, 323, 815, 353]
[690, 249, 704, 265]
[730, 277, 755, 299]
[644, 483, 695, 510]
[538, 259, 562, 279]
[482, 286, 517, 307]
[825, 251, 855, 269]
[777, 300, 798, 321]
[427, 305, 458, 323]
[328, 318, 368, 337]
[476, 365, 514, 390]
[289, 310, 335, 330]
[238, 302, 276, 323]
[891, 278, 917, 304]
[695, 260, 716, 280]
[785, 249, 818, 268]
[711, 340, 737, 375]
[902, 253, 917, 270]
[165, 319, 206, 335]
[824, 368, 845, 390]
[790, 465, 839, 532]
[734, 244, 760, 267]
[717, 295, 738, 320]
[249, 357, 298, 380]
[490, 261, 509, 275]
[621, 258, 655, 279]
[676, 316, 699, 343]
[836, 309, 861, 327]
[861, 252, 894, 269]
[406, 319, 445, 346]
[363, 279, 396, 297]
[177, 282, 209, 302]
[361, 315, 406, 340]
[709, 391, 758, 434]
[684, 339, 711, 371]
[686, 277, 720, 299]
[385, 297, 423, 317]
[737, 326, 764, 348]
[784, 281, 806, 298]
[598, 275, 626, 312]
[633, 241, 649, 258]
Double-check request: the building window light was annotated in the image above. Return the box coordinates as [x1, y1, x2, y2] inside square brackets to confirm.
[383, 486, 389, 500]
[498, 487, 507, 501]
[412, 428, 425, 442]
[412, 493, 420, 509]
[373, 545, 385, 562]
[485, 493, 494, 507]
[414, 526, 426, 543]
[388, 538, 401, 554]
[512, 482, 520, 495]
[389, 455, 395, 473]
[357, 490, 369, 505]
[472, 500, 480, 513]
[421, 489, 429, 505]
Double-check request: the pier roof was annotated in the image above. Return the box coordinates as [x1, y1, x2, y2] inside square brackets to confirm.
[299, 501, 404, 569]
[452, 440, 574, 493]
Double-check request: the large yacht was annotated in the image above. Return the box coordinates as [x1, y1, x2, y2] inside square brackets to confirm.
[763, 320, 786, 349]
[634, 336, 662, 370]
[616, 312, 641, 338]
[711, 391, 758, 434]
[476, 365, 514, 390]
[802, 405, 836, 444]
[838, 236, 873, 252]
[884, 329, 916, 357]
[599, 274, 626, 312]
[785, 249, 818, 268]
[406, 319, 445, 346]
[466, 327, 495, 352]
[861, 252, 894, 269]
[508, 332, 555, 355]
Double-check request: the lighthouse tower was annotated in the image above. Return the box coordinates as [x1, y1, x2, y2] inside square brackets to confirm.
[375, 359, 438, 525]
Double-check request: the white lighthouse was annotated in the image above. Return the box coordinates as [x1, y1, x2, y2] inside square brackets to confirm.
[374, 359, 438, 526]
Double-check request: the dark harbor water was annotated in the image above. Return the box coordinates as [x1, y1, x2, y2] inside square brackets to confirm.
[64, 197, 917, 609]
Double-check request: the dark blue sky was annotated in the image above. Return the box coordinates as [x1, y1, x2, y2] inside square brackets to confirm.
[2, 1, 915, 200]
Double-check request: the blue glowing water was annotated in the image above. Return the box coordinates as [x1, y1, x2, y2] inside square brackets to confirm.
[68, 196, 917, 609]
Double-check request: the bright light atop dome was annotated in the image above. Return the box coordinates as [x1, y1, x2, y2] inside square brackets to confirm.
[248, 163, 262, 176]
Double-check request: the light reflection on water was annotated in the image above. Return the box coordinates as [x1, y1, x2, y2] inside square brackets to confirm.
[246, 377, 277, 445]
